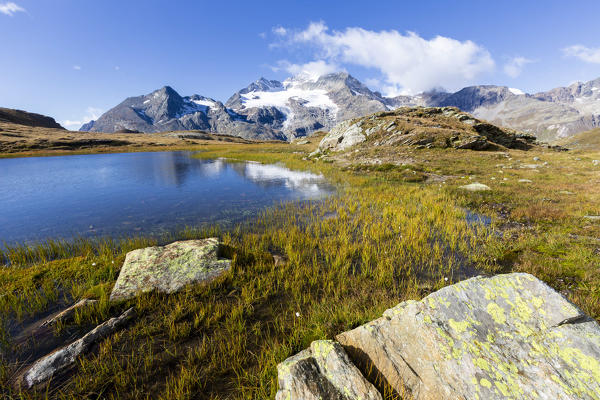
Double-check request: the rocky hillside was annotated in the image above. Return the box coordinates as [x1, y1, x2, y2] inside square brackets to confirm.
[317, 107, 537, 153]
[80, 74, 600, 142]
[0, 108, 64, 129]
[555, 127, 600, 150]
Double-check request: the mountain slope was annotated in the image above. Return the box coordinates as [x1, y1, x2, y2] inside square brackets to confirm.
[81, 74, 600, 142]
[0, 108, 64, 130]
[225, 72, 388, 138]
[555, 127, 600, 150]
[85, 86, 286, 140]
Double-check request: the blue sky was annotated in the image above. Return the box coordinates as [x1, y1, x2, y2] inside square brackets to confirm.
[1, 0, 600, 129]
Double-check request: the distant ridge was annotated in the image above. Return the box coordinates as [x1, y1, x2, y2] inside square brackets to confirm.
[82, 74, 600, 142]
[0, 107, 64, 130]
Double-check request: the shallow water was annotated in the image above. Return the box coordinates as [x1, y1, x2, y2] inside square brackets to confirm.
[0, 151, 334, 245]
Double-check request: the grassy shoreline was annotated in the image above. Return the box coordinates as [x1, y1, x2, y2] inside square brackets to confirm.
[1, 139, 600, 398]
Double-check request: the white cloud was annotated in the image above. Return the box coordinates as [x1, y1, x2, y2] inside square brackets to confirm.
[73, 65, 82, 70]
[503, 56, 535, 78]
[0, 2, 25, 16]
[278, 60, 341, 80]
[258, 32, 266, 39]
[273, 26, 287, 36]
[275, 22, 495, 95]
[114, 66, 120, 70]
[61, 107, 103, 130]
[563, 44, 600, 64]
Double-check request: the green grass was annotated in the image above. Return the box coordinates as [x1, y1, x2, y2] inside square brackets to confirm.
[1, 141, 600, 398]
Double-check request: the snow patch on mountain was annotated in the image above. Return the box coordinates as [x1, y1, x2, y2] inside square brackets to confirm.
[191, 98, 216, 108]
[509, 88, 525, 95]
[240, 84, 337, 113]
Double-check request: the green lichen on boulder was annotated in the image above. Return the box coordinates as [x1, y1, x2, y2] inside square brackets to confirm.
[336, 273, 600, 399]
[109, 238, 231, 301]
[275, 340, 382, 400]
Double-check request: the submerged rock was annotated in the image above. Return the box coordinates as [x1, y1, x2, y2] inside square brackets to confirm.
[275, 340, 382, 400]
[110, 238, 231, 301]
[279, 273, 600, 399]
[23, 308, 134, 388]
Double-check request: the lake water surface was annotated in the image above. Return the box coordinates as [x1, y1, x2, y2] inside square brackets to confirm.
[0, 151, 334, 246]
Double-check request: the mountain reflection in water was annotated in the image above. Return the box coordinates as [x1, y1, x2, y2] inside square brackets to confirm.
[0, 151, 333, 246]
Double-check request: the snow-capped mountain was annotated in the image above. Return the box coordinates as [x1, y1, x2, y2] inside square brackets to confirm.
[225, 72, 388, 138]
[81, 74, 600, 143]
[82, 86, 286, 140]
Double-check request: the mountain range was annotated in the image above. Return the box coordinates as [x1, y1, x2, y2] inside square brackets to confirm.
[80, 73, 600, 143]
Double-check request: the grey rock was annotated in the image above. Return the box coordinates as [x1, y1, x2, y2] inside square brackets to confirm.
[520, 164, 541, 169]
[110, 238, 231, 302]
[336, 273, 600, 400]
[584, 215, 600, 221]
[24, 308, 134, 388]
[459, 183, 491, 192]
[318, 120, 367, 152]
[275, 340, 382, 400]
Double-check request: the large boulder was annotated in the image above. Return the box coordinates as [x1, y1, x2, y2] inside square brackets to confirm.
[318, 119, 367, 152]
[275, 340, 382, 400]
[278, 273, 600, 399]
[110, 238, 231, 301]
[336, 273, 600, 399]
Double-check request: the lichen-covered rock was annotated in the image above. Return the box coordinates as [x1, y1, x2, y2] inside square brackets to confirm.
[23, 308, 134, 388]
[276, 340, 382, 400]
[110, 238, 231, 301]
[336, 273, 600, 400]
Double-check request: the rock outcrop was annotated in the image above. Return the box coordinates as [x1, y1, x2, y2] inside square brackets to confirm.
[317, 107, 536, 153]
[278, 273, 600, 399]
[109, 238, 231, 301]
[23, 308, 134, 388]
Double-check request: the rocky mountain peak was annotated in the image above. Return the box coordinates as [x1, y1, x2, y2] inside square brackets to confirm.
[81, 74, 600, 143]
[437, 85, 516, 112]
